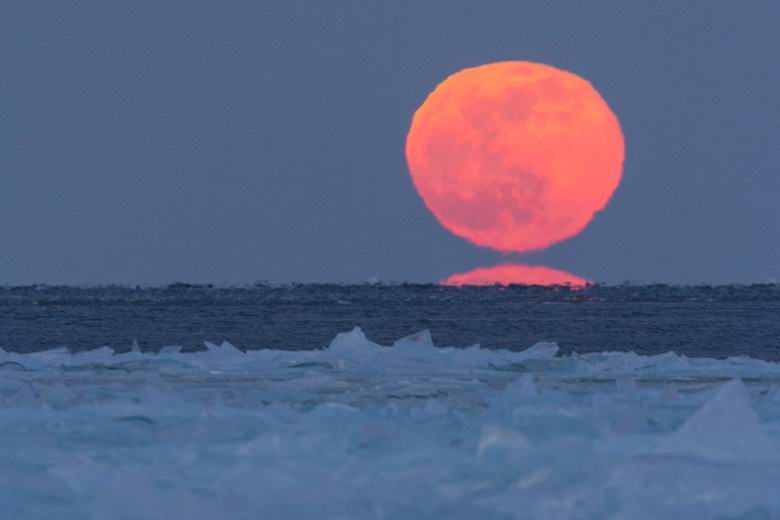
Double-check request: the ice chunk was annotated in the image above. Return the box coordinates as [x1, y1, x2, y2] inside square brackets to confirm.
[518, 341, 559, 360]
[502, 374, 539, 400]
[393, 329, 434, 348]
[203, 340, 243, 356]
[0, 378, 39, 407]
[0, 361, 27, 371]
[326, 327, 384, 365]
[659, 379, 777, 462]
[198, 341, 245, 370]
[488, 341, 560, 372]
[132, 375, 186, 407]
[391, 329, 442, 361]
[478, 425, 530, 459]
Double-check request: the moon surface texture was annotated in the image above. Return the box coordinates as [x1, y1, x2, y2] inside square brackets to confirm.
[405, 61, 624, 285]
[406, 61, 624, 254]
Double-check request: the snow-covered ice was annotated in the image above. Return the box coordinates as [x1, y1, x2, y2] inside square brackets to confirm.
[1, 327, 780, 519]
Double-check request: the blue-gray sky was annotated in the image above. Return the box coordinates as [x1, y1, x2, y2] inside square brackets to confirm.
[2, 1, 779, 285]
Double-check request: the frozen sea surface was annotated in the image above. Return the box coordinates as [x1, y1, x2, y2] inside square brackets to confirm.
[2, 327, 780, 519]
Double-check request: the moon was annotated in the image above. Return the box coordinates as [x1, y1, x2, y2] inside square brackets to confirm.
[442, 263, 589, 287]
[405, 61, 624, 253]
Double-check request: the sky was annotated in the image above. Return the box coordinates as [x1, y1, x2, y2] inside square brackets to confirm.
[2, 1, 779, 285]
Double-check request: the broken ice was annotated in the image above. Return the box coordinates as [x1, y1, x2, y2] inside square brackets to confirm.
[1, 327, 779, 519]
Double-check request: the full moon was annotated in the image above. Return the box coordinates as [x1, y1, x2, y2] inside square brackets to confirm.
[405, 61, 624, 252]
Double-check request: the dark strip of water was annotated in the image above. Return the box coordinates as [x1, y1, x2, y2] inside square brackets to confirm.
[1, 284, 779, 360]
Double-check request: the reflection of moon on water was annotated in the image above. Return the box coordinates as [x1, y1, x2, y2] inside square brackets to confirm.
[442, 264, 589, 287]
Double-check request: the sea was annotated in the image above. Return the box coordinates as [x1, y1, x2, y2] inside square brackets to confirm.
[2, 283, 780, 358]
[2, 284, 779, 519]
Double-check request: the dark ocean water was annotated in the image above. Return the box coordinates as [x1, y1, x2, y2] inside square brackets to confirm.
[1, 284, 780, 359]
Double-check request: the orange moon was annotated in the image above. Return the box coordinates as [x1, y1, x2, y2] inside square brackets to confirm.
[405, 61, 624, 252]
[442, 263, 589, 287]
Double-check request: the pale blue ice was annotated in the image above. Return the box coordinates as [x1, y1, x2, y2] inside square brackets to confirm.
[1, 328, 779, 519]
